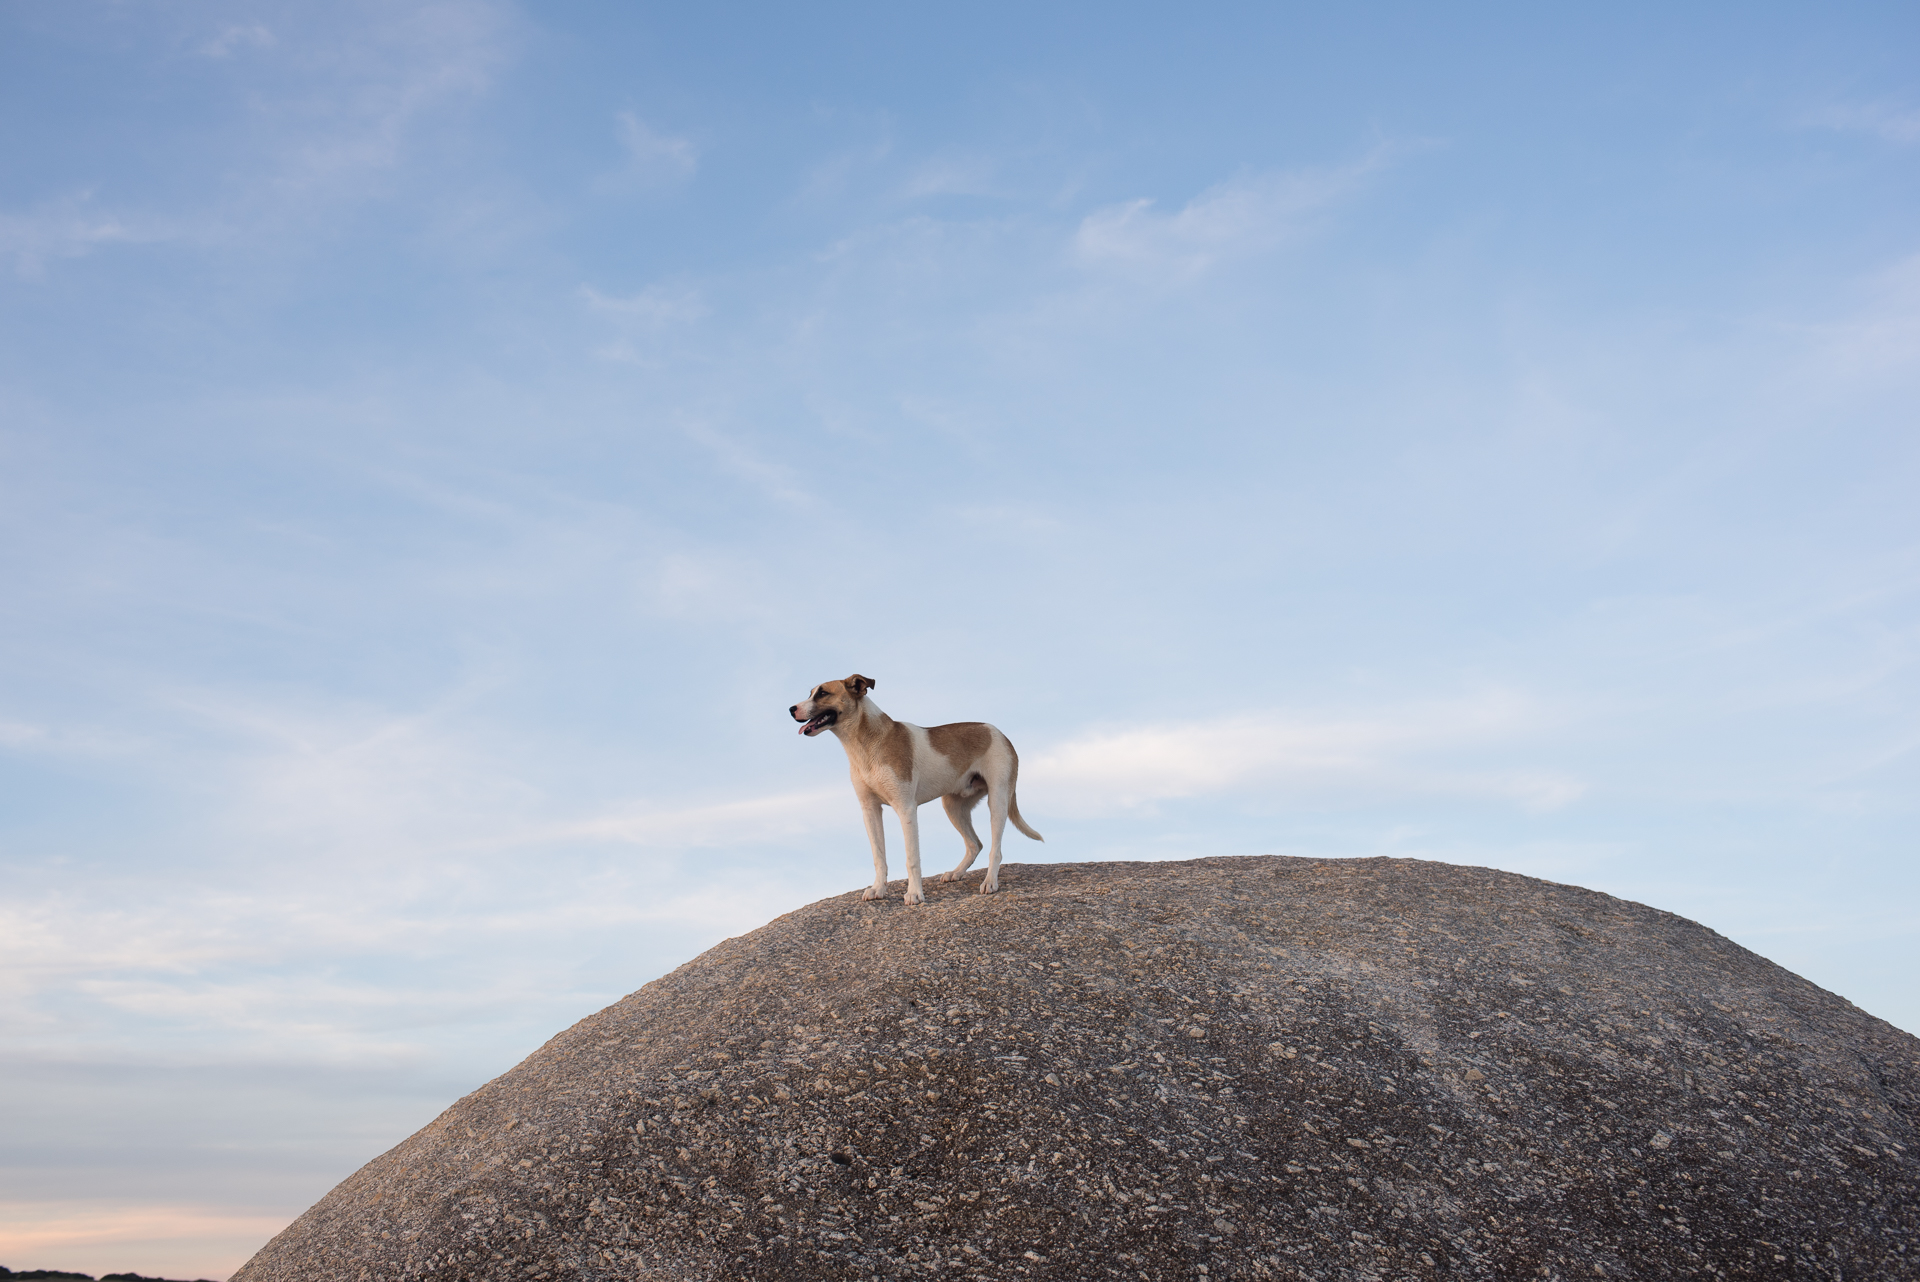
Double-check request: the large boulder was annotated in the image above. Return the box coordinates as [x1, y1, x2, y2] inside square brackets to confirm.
[234, 857, 1918, 1280]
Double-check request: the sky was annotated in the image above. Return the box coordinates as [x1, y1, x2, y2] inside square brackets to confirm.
[1, 0, 1916, 1275]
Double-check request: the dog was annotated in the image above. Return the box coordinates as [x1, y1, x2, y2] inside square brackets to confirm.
[790, 674, 1043, 905]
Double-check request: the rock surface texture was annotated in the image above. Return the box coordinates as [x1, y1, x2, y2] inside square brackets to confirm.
[234, 857, 1918, 1281]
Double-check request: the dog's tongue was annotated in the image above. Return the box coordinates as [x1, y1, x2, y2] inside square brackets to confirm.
[799, 715, 829, 736]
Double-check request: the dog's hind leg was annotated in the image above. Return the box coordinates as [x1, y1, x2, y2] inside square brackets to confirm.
[936, 792, 984, 883]
[979, 781, 1010, 894]
[859, 796, 890, 901]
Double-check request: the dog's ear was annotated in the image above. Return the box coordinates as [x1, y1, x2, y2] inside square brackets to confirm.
[847, 674, 875, 698]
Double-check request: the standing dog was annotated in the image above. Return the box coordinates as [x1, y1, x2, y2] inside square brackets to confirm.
[790, 675, 1043, 905]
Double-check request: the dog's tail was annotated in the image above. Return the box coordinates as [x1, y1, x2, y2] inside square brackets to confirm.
[1009, 790, 1044, 842]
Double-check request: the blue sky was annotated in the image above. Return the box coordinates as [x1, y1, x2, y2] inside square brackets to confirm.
[2, 1, 1916, 1274]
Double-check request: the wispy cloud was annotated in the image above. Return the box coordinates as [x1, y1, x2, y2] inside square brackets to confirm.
[0, 719, 47, 747]
[168, 688, 539, 865]
[200, 22, 276, 59]
[900, 155, 1003, 201]
[0, 715, 143, 757]
[0, 870, 801, 1065]
[5, 1, 516, 277]
[0, 679, 855, 1058]
[583, 282, 707, 326]
[0, 808, 828, 1071]
[582, 282, 709, 362]
[180, 0, 512, 212]
[1807, 252, 1920, 378]
[1071, 152, 1391, 281]
[549, 787, 846, 847]
[1805, 101, 1920, 145]
[679, 420, 818, 509]
[1028, 693, 1584, 814]
[640, 547, 791, 625]
[0, 193, 166, 276]
[610, 112, 699, 185]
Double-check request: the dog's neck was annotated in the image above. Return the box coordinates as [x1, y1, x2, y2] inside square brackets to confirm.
[829, 697, 894, 759]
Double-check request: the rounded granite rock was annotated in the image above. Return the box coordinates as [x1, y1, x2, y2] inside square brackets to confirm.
[233, 857, 1918, 1281]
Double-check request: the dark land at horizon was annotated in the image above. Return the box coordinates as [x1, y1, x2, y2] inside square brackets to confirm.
[0, 1266, 218, 1281]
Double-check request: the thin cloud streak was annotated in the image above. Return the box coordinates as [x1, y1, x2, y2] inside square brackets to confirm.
[1, 871, 804, 1066]
[0, 193, 170, 276]
[200, 23, 276, 59]
[1807, 253, 1920, 378]
[1806, 100, 1920, 145]
[1029, 694, 1585, 814]
[546, 789, 848, 848]
[1071, 151, 1394, 281]
[611, 112, 698, 184]
[258, 0, 510, 198]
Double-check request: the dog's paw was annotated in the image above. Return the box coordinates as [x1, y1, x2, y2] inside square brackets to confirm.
[902, 887, 926, 906]
[934, 871, 958, 883]
[977, 878, 998, 895]
[861, 885, 887, 901]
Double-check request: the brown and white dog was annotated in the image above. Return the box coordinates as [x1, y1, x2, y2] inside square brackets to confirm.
[790, 674, 1043, 905]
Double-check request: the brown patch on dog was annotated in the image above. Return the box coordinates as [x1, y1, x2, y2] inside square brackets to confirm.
[928, 722, 992, 769]
[877, 719, 915, 782]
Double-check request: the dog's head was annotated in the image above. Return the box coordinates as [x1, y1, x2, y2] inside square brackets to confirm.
[790, 674, 875, 737]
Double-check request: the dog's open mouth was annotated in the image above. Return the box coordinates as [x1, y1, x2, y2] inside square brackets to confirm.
[799, 710, 838, 736]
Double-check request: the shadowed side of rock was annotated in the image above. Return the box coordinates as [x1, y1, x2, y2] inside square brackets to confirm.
[234, 857, 1920, 1281]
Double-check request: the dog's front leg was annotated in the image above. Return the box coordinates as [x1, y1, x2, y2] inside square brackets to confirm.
[859, 796, 890, 901]
[898, 798, 926, 906]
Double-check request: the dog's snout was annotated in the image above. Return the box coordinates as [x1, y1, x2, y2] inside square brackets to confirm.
[789, 704, 802, 719]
